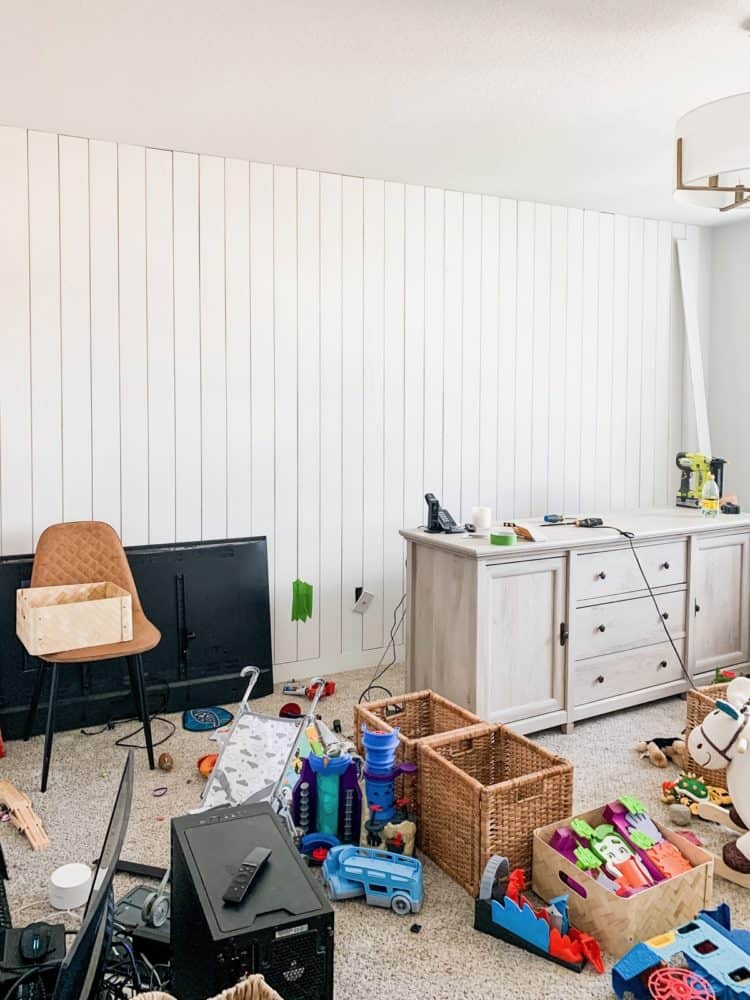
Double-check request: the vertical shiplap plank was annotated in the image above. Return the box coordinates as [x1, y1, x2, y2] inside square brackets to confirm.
[497, 198, 518, 519]
[422, 188, 444, 500]
[403, 185, 425, 531]
[530, 203, 551, 515]
[297, 168, 321, 660]
[362, 178, 385, 649]
[225, 157, 252, 537]
[513, 201, 534, 517]
[173, 152, 202, 541]
[0, 127, 32, 554]
[89, 140, 121, 532]
[59, 135, 92, 522]
[594, 213, 614, 513]
[653, 221, 673, 504]
[341, 176, 364, 654]
[118, 143, 149, 545]
[579, 211, 599, 512]
[461, 193, 481, 521]
[250, 162, 276, 650]
[28, 130, 63, 543]
[563, 208, 584, 515]
[547, 205, 567, 515]
[639, 220, 658, 507]
[145, 147, 175, 543]
[479, 196, 499, 512]
[319, 172, 343, 660]
[669, 224, 685, 495]
[383, 182, 406, 639]
[609, 215, 630, 509]
[199, 155, 227, 541]
[442, 190, 463, 516]
[273, 165, 298, 664]
[625, 218, 645, 508]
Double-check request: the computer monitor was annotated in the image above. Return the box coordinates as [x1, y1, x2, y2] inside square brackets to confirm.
[52, 750, 134, 999]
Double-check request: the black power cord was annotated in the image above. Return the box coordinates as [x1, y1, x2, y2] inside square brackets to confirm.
[358, 594, 407, 703]
[81, 681, 176, 750]
[588, 524, 696, 691]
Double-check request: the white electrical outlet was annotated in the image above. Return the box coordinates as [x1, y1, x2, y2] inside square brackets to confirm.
[352, 590, 375, 614]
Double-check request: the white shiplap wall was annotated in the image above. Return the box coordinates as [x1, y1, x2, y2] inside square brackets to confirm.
[0, 125, 697, 678]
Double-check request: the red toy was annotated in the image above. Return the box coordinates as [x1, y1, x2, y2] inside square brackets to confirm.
[647, 966, 715, 999]
[283, 679, 336, 700]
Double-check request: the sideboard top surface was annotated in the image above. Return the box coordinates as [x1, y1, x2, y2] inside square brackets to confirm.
[400, 507, 750, 559]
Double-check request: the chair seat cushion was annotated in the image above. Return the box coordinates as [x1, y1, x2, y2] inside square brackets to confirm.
[40, 610, 160, 663]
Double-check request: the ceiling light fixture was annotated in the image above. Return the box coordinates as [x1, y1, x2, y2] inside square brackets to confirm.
[675, 92, 750, 212]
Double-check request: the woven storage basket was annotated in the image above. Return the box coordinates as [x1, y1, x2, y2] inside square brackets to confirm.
[133, 973, 285, 1000]
[354, 689, 480, 814]
[685, 681, 729, 785]
[418, 722, 573, 895]
[533, 807, 714, 958]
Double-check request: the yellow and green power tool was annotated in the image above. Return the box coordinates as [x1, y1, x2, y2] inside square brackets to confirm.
[675, 452, 726, 508]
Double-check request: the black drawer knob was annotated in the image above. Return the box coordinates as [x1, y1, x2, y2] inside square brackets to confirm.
[658, 660, 668, 669]
[662, 612, 669, 620]
[597, 571, 607, 580]
[596, 675, 605, 684]
[597, 624, 606, 632]
[661, 561, 670, 570]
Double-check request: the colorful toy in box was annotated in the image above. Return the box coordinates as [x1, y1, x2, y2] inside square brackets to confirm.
[474, 855, 604, 974]
[612, 902, 750, 999]
[549, 797, 693, 896]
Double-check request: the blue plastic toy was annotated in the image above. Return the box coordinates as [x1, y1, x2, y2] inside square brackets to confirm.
[612, 903, 750, 998]
[321, 845, 423, 915]
[360, 726, 416, 823]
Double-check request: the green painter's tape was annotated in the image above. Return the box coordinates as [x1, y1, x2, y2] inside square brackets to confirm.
[490, 531, 517, 546]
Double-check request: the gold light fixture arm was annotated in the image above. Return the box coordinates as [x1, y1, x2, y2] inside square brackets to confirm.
[676, 137, 750, 211]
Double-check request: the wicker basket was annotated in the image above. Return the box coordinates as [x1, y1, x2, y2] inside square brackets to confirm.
[133, 973, 284, 1000]
[685, 682, 728, 785]
[418, 723, 574, 895]
[354, 689, 480, 812]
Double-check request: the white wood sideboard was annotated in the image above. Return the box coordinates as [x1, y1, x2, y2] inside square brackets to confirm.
[400, 509, 750, 735]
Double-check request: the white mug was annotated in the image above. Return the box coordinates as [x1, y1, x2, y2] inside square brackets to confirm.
[471, 506, 492, 531]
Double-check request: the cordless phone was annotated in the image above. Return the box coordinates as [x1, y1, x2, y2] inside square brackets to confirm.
[424, 493, 464, 534]
[222, 846, 271, 905]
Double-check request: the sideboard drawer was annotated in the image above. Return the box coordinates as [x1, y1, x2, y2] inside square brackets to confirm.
[574, 640, 685, 705]
[574, 540, 687, 601]
[576, 590, 686, 659]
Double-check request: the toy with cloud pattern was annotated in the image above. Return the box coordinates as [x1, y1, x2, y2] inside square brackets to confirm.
[687, 676, 750, 887]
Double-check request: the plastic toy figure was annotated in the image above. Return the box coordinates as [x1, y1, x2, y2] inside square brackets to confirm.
[322, 845, 423, 915]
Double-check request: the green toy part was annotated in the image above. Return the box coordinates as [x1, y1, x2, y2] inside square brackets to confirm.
[574, 845, 601, 871]
[628, 829, 655, 851]
[619, 795, 647, 816]
[570, 818, 595, 839]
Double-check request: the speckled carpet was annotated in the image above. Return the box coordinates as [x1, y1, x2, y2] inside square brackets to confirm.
[2, 664, 748, 1000]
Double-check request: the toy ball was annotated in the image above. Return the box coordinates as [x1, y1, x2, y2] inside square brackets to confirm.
[158, 752, 174, 772]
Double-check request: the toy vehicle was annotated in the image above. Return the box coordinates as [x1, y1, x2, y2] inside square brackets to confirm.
[662, 774, 732, 815]
[321, 845, 423, 915]
[612, 903, 750, 999]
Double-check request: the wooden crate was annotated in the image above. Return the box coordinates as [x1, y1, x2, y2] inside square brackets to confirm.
[686, 682, 729, 785]
[134, 974, 285, 999]
[418, 723, 573, 895]
[17, 582, 133, 656]
[532, 806, 714, 959]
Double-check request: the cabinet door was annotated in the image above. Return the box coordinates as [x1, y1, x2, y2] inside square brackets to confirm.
[480, 557, 567, 725]
[691, 532, 750, 675]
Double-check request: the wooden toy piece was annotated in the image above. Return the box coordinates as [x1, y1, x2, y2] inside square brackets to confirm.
[383, 819, 416, 857]
[0, 780, 49, 851]
[687, 676, 750, 886]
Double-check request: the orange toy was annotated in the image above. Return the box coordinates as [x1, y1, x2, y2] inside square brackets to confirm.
[197, 753, 218, 779]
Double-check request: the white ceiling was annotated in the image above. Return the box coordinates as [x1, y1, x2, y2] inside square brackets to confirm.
[2, 0, 750, 225]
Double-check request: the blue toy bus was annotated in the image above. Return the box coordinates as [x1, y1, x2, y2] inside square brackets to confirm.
[322, 845, 423, 915]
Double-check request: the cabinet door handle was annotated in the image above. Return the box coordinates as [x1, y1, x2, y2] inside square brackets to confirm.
[695, 601, 701, 614]
[596, 675, 605, 684]
[660, 561, 670, 570]
[597, 571, 607, 580]
[661, 612, 669, 620]
[597, 624, 606, 633]
[658, 660, 668, 669]
[559, 622, 569, 646]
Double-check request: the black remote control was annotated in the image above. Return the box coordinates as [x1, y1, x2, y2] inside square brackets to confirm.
[222, 847, 272, 905]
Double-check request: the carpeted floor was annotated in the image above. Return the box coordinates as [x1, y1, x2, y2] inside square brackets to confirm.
[3, 664, 748, 999]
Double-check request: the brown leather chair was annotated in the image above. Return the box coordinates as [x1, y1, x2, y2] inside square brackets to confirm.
[23, 521, 160, 791]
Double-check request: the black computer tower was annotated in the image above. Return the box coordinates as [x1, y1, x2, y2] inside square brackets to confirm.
[171, 803, 334, 1000]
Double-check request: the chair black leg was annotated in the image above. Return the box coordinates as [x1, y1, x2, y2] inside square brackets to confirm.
[128, 655, 155, 770]
[23, 661, 46, 741]
[40, 664, 60, 793]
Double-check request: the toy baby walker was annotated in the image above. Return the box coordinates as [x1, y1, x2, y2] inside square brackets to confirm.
[687, 676, 750, 887]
